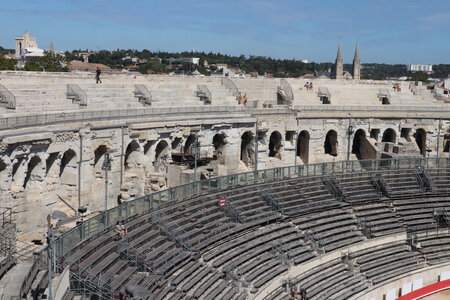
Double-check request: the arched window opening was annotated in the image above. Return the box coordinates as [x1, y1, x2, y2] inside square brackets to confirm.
[351, 129, 367, 160]
[94, 145, 109, 167]
[240, 131, 254, 167]
[46, 152, 59, 175]
[60, 149, 77, 177]
[124, 141, 140, 169]
[277, 91, 286, 105]
[154, 140, 169, 172]
[401, 128, 411, 141]
[324, 130, 338, 156]
[143, 141, 153, 155]
[268, 131, 282, 159]
[184, 134, 196, 155]
[415, 128, 427, 157]
[297, 131, 310, 164]
[213, 133, 226, 164]
[24, 156, 42, 188]
[382, 128, 396, 143]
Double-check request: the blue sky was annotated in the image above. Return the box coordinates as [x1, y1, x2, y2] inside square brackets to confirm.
[1, 0, 449, 64]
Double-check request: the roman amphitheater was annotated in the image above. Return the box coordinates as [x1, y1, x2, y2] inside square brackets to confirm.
[0, 69, 450, 300]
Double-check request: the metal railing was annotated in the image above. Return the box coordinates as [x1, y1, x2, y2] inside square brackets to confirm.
[0, 84, 16, 109]
[295, 105, 450, 113]
[196, 85, 212, 104]
[67, 84, 87, 107]
[50, 157, 450, 262]
[134, 84, 152, 105]
[0, 105, 249, 130]
[280, 79, 294, 106]
[221, 77, 240, 98]
[318, 87, 331, 103]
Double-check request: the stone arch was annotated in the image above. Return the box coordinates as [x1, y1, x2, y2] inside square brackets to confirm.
[297, 130, 310, 164]
[382, 128, 396, 143]
[213, 133, 227, 164]
[324, 130, 338, 156]
[184, 134, 196, 155]
[240, 131, 255, 167]
[124, 140, 140, 169]
[59, 149, 77, 177]
[414, 128, 427, 157]
[94, 144, 109, 167]
[351, 129, 367, 160]
[23, 155, 44, 188]
[154, 140, 170, 172]
[143, 140, 154, 155]
[277, 89, 287, 105]
[269, 131, 282, 159]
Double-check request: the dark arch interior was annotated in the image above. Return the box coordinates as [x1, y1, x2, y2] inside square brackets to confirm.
[324, 130, 338, 156]
[277, 91, 286, 105]
[240, 131, 254, 166]
[155, 140, 169, 161]
[0, 159, 6, 173]
[269, 131, 282, 158]
[352, 129, 366, 160]
[94, 145, 108, 166]
[124, 141, 140, 169]
[382, 128, 396, 143]
[143, 141, 153, 155]
[184, 134, 196, 154]
[213, 133, 226, 150]
[415, 129, 427, 156]
[60, 149, 77, 176]
[46, 152, 58, 175]
[213, 133, 226, 164]
[24, 156, 41, 188]
[297, 130, 310, 164]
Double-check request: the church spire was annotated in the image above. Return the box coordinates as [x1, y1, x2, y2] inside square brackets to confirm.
[335, 40, 343, 80]
[353, 41, 361, 80]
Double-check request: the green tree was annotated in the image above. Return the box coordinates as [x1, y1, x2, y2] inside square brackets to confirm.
[0, 56, 16, 70]
[23, 52, 68, 72]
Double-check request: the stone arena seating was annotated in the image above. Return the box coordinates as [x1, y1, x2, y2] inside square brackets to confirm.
[25, 159, 449, 300]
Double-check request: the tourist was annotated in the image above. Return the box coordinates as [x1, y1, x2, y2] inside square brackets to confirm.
[120, 220, 128, 236]
[96, 67, 102, 84]
[304, 82, 309, 90]
[238, 92, 242, 105]
[309, 82, 313, 90]
[300, 287, 307, 300]
[114, 221, 124, 238]
[244, 94, 248, 106]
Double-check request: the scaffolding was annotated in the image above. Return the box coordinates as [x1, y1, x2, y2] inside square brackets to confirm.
[261, 189, 284, 214]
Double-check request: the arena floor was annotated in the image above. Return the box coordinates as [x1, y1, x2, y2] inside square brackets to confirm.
[423, 288, 450, 299]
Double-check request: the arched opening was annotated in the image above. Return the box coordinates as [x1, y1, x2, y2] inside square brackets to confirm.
[124, 141, 140, 169]
[240, 131, 255, 167]
[415, 128, 427, 157]
[154, 140, 169, 172]
[46, 152, 59, 175]
[60, 149, 77, 177]
[24, 156, 43, 188]
[351, 129, 367, 160]
[94, 145, 109, 167]
[382, 128, 396, 143]
[297, 130, 310, 164]
[324, 130, 338, 156]
[401, 128, 411, 141]
[143, 140, 153, 155]
[269, 131, 282, 159]
[213, 133, 226, 164]
[277, 91, 287, 105]
[184, 134, 196, 155]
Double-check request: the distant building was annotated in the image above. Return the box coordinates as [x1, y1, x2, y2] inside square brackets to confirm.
[15, 31, 44, 63]
[168, 57, 200, 65]
[216, 63, 228, 70]
[406, 64, 433, 73]
[68, 61, 112, 73]
[435, 77, 450, 100]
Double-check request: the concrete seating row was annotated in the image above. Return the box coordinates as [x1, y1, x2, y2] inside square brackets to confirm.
[416, 232, 450, 265]
[353, 202, 406, 237]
